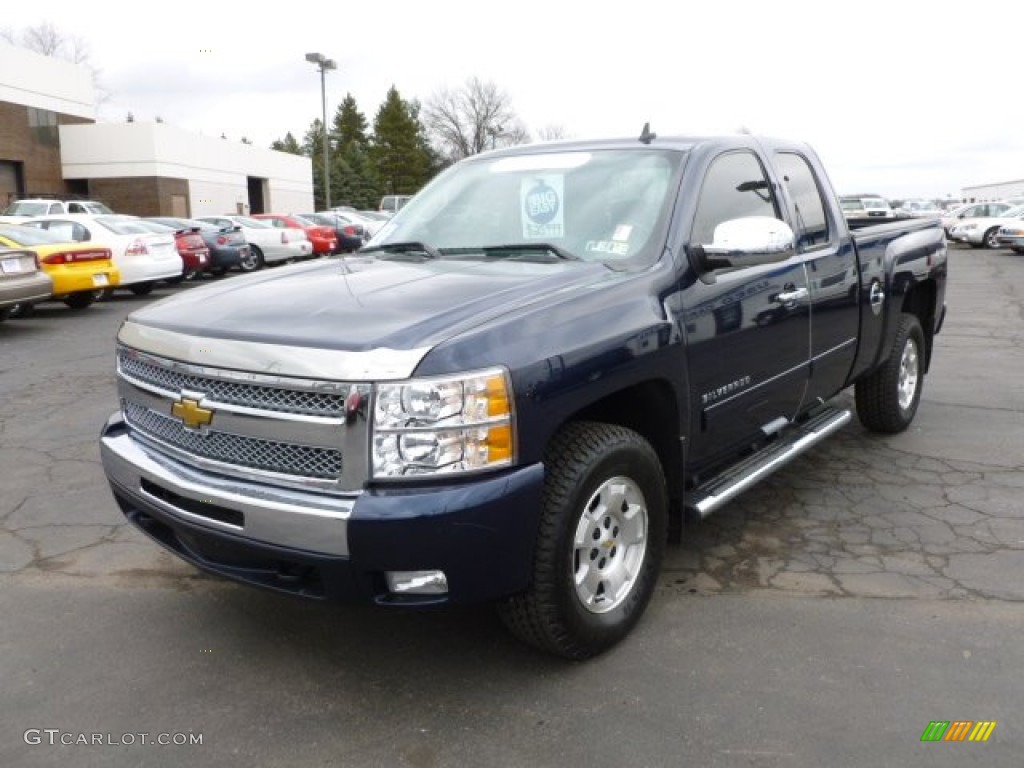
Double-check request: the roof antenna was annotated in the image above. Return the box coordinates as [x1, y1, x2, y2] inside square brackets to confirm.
[639, 122, 656, 145]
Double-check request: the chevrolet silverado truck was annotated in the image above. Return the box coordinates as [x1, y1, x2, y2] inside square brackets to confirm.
[100, 132, 947, 659]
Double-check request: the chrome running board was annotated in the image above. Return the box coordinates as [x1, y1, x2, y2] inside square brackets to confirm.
[686, 406, 852, 519]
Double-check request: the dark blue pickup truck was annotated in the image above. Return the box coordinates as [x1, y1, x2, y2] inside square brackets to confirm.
[100, 132, 947, 658]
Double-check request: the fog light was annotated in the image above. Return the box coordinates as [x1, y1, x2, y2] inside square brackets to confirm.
[385, 570, 448, 595]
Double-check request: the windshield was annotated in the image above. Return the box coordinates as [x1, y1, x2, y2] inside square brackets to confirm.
[367, 149, 683, 265]
[1003, 204, 1024, 218]
[3, 201, 50, 216]
[0, 225, 65, 245]
[94, 215, 161, 235]
[77, 202, 114, 214]
[234, 216, 269, 228]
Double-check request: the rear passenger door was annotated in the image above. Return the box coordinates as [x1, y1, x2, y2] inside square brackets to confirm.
[682, 150, 812, 467]
[773, 151, 859, 403]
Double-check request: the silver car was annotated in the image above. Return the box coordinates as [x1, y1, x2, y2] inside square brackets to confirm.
[0, 247, 53, 321]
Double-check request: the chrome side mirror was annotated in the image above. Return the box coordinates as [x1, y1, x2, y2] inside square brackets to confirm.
[691, 216, 796, 283]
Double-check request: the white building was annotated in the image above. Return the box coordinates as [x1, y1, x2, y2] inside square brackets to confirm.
[1, 41, 312, 215]
[961, 179, 1024, 203]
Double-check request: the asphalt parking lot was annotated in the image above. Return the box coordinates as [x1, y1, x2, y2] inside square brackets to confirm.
[2, 246, 1023, 767]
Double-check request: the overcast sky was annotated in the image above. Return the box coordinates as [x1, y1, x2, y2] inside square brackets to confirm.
[9, 0, 1024, 199]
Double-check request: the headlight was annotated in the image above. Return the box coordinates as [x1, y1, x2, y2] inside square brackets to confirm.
[372, 367, 515, 479]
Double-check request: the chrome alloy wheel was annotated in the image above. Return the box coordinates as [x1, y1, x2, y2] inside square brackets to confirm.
[573, 476, 648, 614]
[898, 336, 920, 411]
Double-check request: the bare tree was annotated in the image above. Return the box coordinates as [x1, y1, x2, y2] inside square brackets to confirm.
[536, 124, 571, 142]
[423, 77, 529, 162]
[8, 22, 109, 103]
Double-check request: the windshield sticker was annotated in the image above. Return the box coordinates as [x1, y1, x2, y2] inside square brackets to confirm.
[521, 176, 564, 239]
[612, 224, 633, 242]
[585, 240, 630, 257]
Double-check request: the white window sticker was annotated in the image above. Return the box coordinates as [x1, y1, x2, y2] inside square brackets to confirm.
[521, 176, 565, 239]
[612, 224, 633, 242]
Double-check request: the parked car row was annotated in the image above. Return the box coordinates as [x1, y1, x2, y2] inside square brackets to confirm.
[0, 204, 383, 318]
[948, 204, 1024, 249]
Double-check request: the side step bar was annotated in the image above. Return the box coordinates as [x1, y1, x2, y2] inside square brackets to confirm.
[686, 406, 852, 520]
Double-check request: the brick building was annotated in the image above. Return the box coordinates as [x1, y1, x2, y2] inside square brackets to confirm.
[1, 42, 312, 216]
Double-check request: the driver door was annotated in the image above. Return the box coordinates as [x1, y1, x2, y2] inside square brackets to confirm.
[681, 150, 811, 468]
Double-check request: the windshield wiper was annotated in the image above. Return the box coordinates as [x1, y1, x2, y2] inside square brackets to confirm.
[360, 241, 442, 260]
[476, 243, 581, 261]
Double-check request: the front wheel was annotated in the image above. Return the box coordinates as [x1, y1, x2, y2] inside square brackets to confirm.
[855, 313, 925, 433]
[239, 245, 264, 272]
[983, 227, 1001, 249]
[498, 422, 667, 659]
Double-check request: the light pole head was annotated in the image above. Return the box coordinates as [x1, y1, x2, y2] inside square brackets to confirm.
[324, 59, 337, 72]
[305, 52, 325, 65]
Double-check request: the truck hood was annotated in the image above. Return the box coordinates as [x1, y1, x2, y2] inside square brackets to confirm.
[127, 255, 612, 353]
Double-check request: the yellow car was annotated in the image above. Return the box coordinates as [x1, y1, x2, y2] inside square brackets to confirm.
[0, 224, 120, 310]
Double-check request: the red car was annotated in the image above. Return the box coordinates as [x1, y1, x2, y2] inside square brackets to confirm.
[253, 214, 337, 256]
[139, 220, 210, 278]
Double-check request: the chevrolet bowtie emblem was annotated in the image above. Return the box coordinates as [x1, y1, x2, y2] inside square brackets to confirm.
[171, 397, 214, 430]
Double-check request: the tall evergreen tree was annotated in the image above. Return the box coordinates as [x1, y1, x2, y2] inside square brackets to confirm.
[303, 119, 328, 210]
[332, 94, 368, 148]
[370, 86, 433, 197]
[270, 131, 304, 155]
[330, 94, 379, 209]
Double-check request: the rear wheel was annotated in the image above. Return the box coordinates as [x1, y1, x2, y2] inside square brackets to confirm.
[855, 313, 925, 433]
[63, 292, 95, 310]
[209, 267, 229, 277]
[239, 245, 264, 272]
[129, 282, 155, 296]
[498, 422, 667, 659]
[7, 302, 33, 318]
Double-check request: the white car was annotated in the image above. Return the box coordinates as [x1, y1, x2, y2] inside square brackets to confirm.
[839, 195, 894, 220]
[0, 198, 115, 224]
[898, 200, 942, 218]
[21, 214, 182, 294]
[949, 205, 1024, 249]
[941, 201, 1015, 238]
[195, 215, 312, 271]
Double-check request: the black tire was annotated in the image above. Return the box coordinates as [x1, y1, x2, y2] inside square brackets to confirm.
[63, 292, 95, 310]
[0, 307, 10, 322]
[498, 422, 667, 659]
[129, 282, 155, 296]
[239, 245, 264, 272]
[983, 227, 1000, 249]
[7, 302, 33, 318]
[1011, 247, 1024, 254]
[209, 267, 228, 277]
[855, 313, 925, 433]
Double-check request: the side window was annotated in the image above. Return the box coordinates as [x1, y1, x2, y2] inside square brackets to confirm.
[691, 151, 779, 245]
[69, 203, 83, 213]
[49, 203, 61, 214]
[775, 153, 830, 248]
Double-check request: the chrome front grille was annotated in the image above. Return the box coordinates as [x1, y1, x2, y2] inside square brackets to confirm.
[123, 401, 343, 479]
[118, 349, 346, 416]
[116, 346, 371, 493]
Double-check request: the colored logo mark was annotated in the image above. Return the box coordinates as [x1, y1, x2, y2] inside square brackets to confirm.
[920, 721, 996, 742]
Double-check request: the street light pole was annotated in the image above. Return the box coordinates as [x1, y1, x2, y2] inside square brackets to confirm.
[305, 52, 336, 210]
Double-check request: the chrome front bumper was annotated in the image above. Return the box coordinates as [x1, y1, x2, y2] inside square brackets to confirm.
[100, 414, 354, 556]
